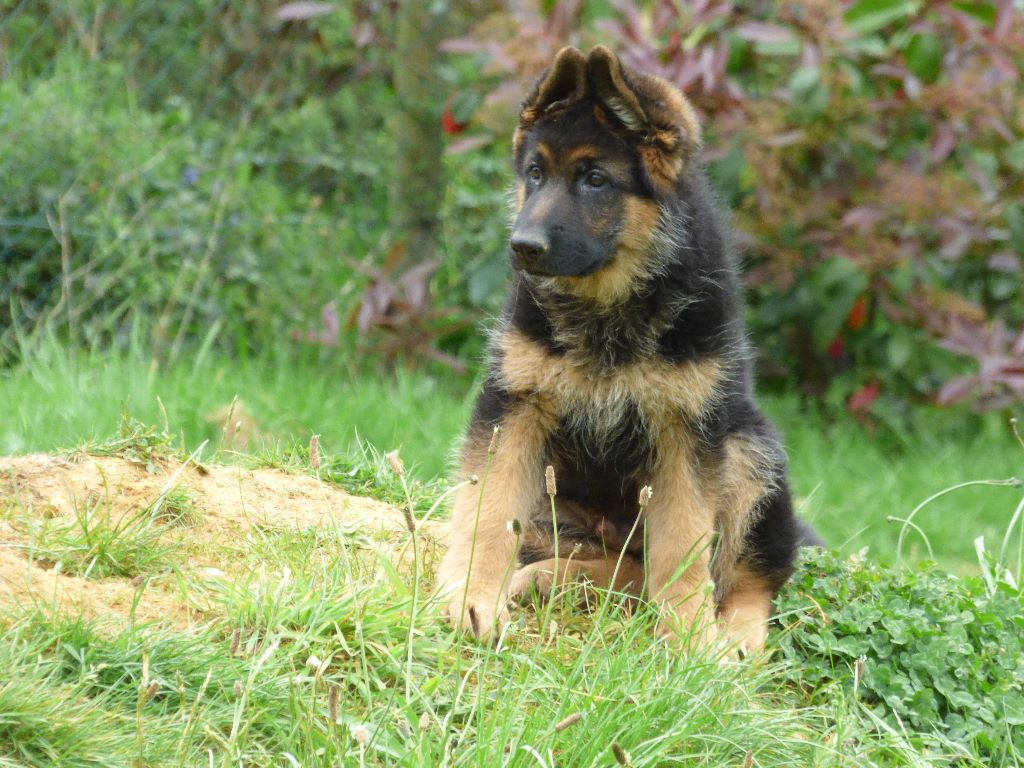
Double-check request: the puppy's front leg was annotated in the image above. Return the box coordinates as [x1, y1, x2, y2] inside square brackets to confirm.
[435, 407, 548, 642]
[644, 435, 718, 649]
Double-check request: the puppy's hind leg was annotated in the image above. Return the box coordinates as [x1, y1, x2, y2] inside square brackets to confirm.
[713, 432, 801, 654]
[508, 552, 645, 603]
[642, 433, 719, 649]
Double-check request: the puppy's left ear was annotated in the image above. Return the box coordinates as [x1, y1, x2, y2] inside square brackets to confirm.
[587, 45, 701, 192]
[514, 46, 589, 163]
[519, 47, 589, 128]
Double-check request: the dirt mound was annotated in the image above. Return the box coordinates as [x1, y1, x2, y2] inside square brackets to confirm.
[0, 453, 438, 628]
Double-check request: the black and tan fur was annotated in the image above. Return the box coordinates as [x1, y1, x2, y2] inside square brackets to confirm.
[435, 46, 819, 652]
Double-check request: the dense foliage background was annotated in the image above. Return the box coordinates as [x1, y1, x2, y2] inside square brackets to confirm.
[2, 0, 1022, 424]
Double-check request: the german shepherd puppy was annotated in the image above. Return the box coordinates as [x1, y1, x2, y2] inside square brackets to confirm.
[435, 46, 816, 652]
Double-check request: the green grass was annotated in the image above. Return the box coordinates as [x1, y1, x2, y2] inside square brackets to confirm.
[1, 493, 1017, 766]
[1, 336, 471, 480]
[24, 490, 177, 580]
[767, 400, 1023, 573]
[2, 337, 1021, 571]
[1, 533, 990, 768]
[1, 340, 1021, 766]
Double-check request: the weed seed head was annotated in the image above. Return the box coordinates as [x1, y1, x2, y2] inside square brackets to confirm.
[545, 465, 557, 496]
[488, 425, 501, 455]
[386, 450, 405, 476]
[402, 505, 417, 534]
[612, 742, 631, 766]
[555, 712, 582, 731]
[309, 434, 320, 470]
[328, 686, 340, 722]
[638, 486, 653, 507]
[352, 724, 369, 745]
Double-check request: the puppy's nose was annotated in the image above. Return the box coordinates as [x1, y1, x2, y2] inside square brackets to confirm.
[510, 233, 549, 261]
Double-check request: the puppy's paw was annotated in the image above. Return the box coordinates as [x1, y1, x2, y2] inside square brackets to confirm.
[655, 605, 721, 652]
[443, 593, 511, 643]
[507, 562, 555, 603]
[723, 616, 768, 656]
[717, 590, 772, 656]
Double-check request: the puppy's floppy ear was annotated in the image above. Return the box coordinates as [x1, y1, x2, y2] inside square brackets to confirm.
[587, 45, 702, 192]
[519, 46, 588, 128]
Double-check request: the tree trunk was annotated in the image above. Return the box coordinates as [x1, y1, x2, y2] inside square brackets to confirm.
[390, 0, 448, 270]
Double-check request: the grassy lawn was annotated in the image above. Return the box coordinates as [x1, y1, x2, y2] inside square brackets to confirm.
[1, 342, 1021, 766]
[3, 339, 1021, 572]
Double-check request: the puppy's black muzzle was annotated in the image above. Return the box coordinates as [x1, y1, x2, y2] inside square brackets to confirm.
[510, 231, 551, 275]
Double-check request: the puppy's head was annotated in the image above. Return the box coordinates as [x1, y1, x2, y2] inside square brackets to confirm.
[508, 46, 700, 301]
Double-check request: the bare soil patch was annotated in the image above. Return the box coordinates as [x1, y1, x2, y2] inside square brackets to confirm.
[0, 453, 437, 628]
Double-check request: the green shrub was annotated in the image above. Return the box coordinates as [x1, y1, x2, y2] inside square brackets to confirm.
[0, 51, 394, 361]
[776, 548, 1024, 764]
[0, 1, 401, 363]
[5, 1, 1022, 416]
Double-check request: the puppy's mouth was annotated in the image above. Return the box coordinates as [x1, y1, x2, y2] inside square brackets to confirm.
[509, 249, 605, 278]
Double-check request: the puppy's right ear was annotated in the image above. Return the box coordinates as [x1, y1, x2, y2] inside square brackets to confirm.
[518, 47, 588, 128]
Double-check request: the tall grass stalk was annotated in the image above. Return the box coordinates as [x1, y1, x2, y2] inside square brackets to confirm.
[387, 449, 420, 703]
[998, 417, 1024, 579]
[592, 484, 651, 634]
[998, 493, 1024, 580]
[894, 478, 1022, 567]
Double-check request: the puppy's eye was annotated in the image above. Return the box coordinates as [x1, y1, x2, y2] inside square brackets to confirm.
[527, 164, 543, 182]
[585, 170, 607, 188]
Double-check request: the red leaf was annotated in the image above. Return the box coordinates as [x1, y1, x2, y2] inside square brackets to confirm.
[847, 296, 868, 330]
[445, 135, 492, 155]
[936, 376, 979, 405]
[988, 252, 1020, 273]
[760, 130, 806, 148]
[441, 108, 467, 136]
[848, 382, 881, 412]
[440, 37, 489, 55]
[828, 335, 845, 359]
[352, 21, 375, 48]
[735, 21, 797, 44]
[930, 122, 956, 163]
[842, 206, 886, 231]
[1013, 326, 1024, 357]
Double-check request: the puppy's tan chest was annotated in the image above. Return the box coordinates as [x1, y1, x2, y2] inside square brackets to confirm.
[498, 329, 722, 427]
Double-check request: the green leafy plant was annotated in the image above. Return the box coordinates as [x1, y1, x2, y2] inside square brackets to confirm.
[70, 409, 183, 471]
[776, 548, 1024, 764]
[0, 3, 396, 365]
